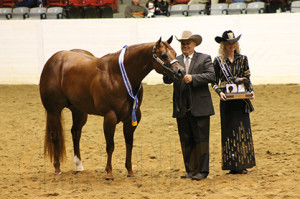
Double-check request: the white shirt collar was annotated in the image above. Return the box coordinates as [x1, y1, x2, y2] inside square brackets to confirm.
[184, 52, 194, 61]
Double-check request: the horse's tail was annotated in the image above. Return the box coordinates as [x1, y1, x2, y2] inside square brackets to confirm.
[44, 112, 66, 163]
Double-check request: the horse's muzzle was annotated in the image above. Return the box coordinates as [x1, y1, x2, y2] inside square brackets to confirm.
[165, 66, 185, 82]
[176, 68, 185, 80]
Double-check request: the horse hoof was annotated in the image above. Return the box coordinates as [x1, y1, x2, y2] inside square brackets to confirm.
[105, 177, 114, 181]
[73, 171, 82, 175]
[74, 156, 84, 172]
[54, 171, 62, 175]
[76, 167, 84, 172]
[75, 167, 84, 172]
[127, 174, 135, 177]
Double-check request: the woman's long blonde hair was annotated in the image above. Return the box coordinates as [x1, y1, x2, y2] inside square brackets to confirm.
[218, 42, 241, 63]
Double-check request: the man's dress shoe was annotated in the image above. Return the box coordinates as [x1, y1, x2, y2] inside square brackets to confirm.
[180, 173, 193, 179]
[192, 173, 207, 181]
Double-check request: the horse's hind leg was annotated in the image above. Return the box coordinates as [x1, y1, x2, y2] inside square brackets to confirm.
[70, 106, 88, 172]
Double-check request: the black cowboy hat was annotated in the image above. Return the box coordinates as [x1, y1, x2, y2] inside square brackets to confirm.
[215, 30, 241, 43]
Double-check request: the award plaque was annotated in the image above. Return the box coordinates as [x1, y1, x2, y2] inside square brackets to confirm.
[225, 84, 254, 100]
[225, 92, 254, 100]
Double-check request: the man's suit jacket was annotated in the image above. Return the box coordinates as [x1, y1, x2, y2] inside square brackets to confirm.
[164, 51, 215, 118]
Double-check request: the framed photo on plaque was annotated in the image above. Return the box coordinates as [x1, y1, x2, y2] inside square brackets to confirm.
[225, 84, 254, 100]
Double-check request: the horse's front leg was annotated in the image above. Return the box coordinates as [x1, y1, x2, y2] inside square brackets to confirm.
[103, 111, 117, 181]
[123, 108, 141, 177]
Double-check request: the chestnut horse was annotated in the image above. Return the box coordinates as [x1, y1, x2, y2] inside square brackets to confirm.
[39, 36, 184, 180]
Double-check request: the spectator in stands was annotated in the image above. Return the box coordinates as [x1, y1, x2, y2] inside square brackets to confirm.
[146, 0, 169, 17]
[125, 0, 148, 18]
[14, 0, 39, 8]
[153, 0, 169, 16]
[268, 0, 286, 12]
[146, 0, 155, 17]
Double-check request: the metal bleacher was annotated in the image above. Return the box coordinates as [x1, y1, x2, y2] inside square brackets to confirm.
[169, 4, 189, 17]
[245, 1, 265, 14]
[46, 6, 64, 19]
[291, 0, 300, 13]
[187, 3, 206, 16]
[210, 3, 228, 15]
[0, 7, 12, 19]
[227, 2, 247, 15]
[11, 7, 30, 19]
[29, 7, 47, 19]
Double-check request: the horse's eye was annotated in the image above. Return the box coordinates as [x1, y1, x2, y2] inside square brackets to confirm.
[161, 53, 168, 59]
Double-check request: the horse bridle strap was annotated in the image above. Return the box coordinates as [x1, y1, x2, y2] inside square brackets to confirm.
[152, 46, 183, 80]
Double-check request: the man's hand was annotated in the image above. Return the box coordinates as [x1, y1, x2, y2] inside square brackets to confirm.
[183, 74, 192, 84]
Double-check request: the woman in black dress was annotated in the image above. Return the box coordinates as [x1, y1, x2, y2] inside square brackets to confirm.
[212, 30, 256, 174]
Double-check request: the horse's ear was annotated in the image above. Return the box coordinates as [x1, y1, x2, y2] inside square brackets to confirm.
[156, 37, 162, 46]
[167, 36, 173, 44]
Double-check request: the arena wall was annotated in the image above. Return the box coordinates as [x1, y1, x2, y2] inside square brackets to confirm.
[0, 13, 299, 85]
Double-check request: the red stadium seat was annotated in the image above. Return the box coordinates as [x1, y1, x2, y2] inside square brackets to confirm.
[83, 0, 114, 7]
[109, 0, 117, 12]
[69, 0, 87, 7]
[46, 0, 67, 7]
[84, 0, 104, 6]
[102, 0, 115, 6]
[172, 0, 189, 5]
[45, 0, 116, 17]
[1, 0, 16, 7]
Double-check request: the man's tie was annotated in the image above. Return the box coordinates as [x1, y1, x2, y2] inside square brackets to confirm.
[185, 56, 190, 74]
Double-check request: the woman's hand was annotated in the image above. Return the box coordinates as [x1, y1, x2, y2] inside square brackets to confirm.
[229, 77, 249, 84]
[220, 92, 227, 101]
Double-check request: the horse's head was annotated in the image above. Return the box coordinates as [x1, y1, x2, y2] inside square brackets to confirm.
[152, 36, 185, 81]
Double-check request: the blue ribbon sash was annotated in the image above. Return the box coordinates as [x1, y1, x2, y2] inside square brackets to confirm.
[118, 45, 141, 126]
[216, 57, 234, 84]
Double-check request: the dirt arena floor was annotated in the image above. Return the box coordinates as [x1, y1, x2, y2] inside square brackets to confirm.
[0, 84, 299, 199]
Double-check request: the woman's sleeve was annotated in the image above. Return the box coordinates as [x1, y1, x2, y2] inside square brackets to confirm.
[211, 57, 222, 95]
[243, 56, 254, 92]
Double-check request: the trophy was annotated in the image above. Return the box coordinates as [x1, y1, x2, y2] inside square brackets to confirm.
[225, 77, 254, 100]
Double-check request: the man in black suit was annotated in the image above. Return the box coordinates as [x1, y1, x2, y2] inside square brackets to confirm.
[163, 30, 215, 181]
